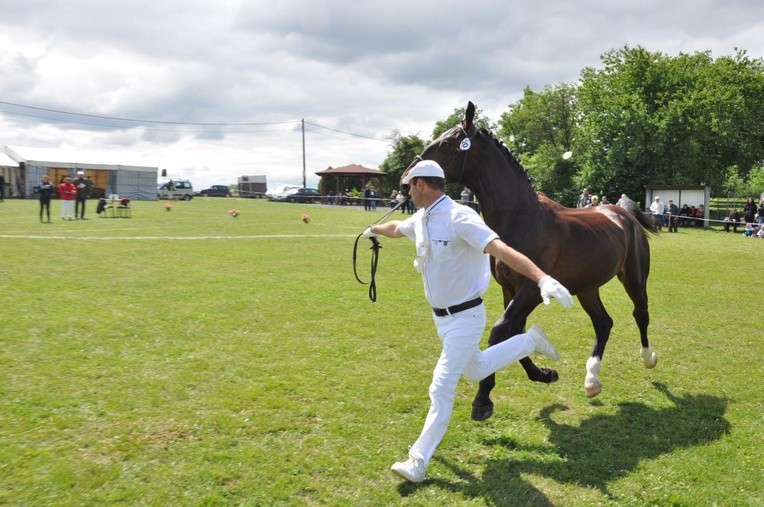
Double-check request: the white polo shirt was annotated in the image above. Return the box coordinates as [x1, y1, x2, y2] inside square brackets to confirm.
[399, 196, 498, 309]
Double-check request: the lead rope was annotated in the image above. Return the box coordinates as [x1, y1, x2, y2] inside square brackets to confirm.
[353, 234, 381, 301]
[353, 197, 410, 302]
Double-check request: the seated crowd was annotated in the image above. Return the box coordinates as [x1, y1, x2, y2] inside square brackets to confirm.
[678, 204, 707, 227]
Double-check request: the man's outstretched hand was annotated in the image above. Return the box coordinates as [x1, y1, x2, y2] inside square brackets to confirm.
[538, 275, 574, 308]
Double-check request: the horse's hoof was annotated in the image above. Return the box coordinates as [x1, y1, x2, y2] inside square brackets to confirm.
[643, 352, 658, 369]
[471, 404, 494, 421]
[585, 384, 602, 398]
[539, 367, 559, 383]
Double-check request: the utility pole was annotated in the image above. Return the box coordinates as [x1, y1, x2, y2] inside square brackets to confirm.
[301, 118, 306, 188]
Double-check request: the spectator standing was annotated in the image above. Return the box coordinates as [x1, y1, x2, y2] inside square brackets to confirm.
[406, 198, 416, 215]
[743, 197, 757, 224]
[36, 175, 55, 223]
[587, 195, 600, 207]
[58, 177, 76, 220]
[369, 186, 378, 212]
[649, 196, 665, 230]
[0, 172, 5, 201]
[73, 171, 91, 219]
[388, 190, 396, 208]
[578, 188, 591, 208]
[395, 190, 406, 213]
[616, 194, 631, 208]
[461, 186, 474, 205]
[758, 197, 764, 226]
[600, 195, 610, 205]
[667, 200, 679, 232]
[363, 186, 372, 211]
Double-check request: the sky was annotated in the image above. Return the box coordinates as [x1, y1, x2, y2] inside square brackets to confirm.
[1, 0, 763, 192]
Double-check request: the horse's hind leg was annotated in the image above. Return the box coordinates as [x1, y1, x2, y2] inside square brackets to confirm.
[617, 262, 657, 369]
[577, 290, 613, 398]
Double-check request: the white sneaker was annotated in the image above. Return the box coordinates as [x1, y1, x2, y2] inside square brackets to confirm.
[391, 456, 426, 483]
[528, 325, 559, 361]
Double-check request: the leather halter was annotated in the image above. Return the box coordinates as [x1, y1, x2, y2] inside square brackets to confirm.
[454, 125, 476, 185]
[405, 124, 477, 189]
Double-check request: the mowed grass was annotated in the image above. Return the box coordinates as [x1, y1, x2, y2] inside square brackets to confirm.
[0, 197, 762, 506]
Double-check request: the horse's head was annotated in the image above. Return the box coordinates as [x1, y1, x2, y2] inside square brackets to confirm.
[401, 101, 480, 195]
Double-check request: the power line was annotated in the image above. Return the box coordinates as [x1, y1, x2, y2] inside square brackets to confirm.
[0, 99, 390, 142]
[0, 107, 296, 134]
[0, 99, 298, 127]
[304, 120, 388, 142]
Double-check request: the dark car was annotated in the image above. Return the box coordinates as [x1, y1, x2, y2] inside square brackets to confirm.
[197, 185, 232, 197]
[275, 187, 320, 203]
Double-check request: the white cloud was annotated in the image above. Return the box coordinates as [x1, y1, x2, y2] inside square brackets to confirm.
[1, 0, 763, 191]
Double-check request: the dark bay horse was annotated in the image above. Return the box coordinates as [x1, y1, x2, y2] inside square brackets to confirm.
[407, 101, 658, 421]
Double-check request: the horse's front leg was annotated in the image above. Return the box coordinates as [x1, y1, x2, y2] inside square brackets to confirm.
[493, 294, 557, 384]
[470, 316, 521, 421]
[519, 356, 560, 383]
[471, 295, 552, 421]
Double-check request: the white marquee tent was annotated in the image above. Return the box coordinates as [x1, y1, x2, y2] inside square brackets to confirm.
[2, 145, 159, 200]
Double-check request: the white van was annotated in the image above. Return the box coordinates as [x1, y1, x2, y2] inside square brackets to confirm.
[158, 179, 194, 200]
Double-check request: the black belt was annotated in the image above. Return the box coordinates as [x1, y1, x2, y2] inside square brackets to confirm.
[433, 297, 483, 317]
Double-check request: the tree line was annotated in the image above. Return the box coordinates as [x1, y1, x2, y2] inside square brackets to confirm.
[379, 46, 764, 207]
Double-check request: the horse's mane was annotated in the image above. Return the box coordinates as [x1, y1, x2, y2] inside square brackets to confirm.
[480, 127, 538, 193]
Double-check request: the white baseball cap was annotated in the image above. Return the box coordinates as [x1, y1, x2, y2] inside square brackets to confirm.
[402, 160, 445, 184]
[77, 171, 84, 175]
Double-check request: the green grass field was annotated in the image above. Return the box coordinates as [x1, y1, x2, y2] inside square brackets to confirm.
[1, 197, 762, 506]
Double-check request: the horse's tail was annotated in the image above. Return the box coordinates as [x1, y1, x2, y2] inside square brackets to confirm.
[619, 199, 659, 235]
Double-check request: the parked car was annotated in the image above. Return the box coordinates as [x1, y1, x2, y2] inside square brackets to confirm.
[274, 187, 320, 203]
[158, 179, 194, 200]
[266, 185, 301, 201]
[197, 185, 232, 197]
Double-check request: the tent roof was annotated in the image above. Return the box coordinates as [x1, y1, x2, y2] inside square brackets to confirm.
[0, 152, 19, 167]
[315, 163, 387, 177]
[2, 145, 158, 172]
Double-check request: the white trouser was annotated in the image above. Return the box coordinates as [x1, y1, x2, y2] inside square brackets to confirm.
[61, 200, 73, 218]
[409, 304, 535, 466]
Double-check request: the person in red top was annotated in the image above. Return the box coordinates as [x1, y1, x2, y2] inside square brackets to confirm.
[58, 177, 77, 220]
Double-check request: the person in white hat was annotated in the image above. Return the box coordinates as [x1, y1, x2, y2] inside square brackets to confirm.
[73, 170, 92, 219]
[649, 196, 665, 231]
[362, 159, 573, 483]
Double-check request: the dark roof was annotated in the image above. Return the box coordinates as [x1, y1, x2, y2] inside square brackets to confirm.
[315, 164, 388, 177]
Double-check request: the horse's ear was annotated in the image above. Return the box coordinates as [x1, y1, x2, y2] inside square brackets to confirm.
[464, 101, 476, 129]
